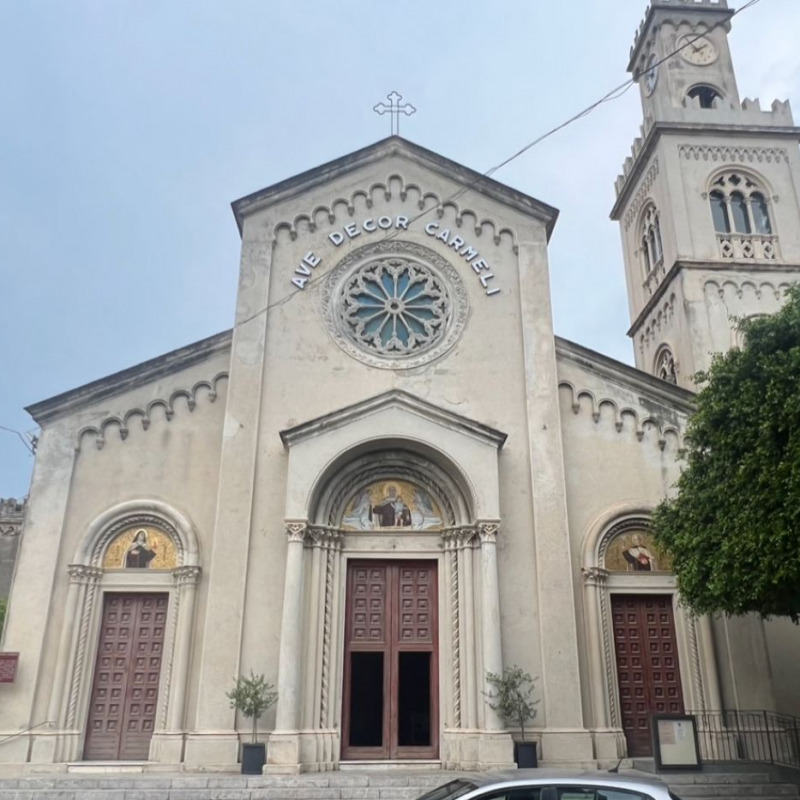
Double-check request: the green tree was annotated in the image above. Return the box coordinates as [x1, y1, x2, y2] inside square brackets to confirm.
[485, 665, 539, 741]
[651, 285, 800, 620]
[226, 671, 278, 743]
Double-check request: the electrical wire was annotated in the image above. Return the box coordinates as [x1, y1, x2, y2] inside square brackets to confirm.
[234, 0, 763, 326]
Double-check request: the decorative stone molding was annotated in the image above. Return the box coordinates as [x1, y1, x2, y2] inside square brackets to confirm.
[173, 565, 202, 586]
[75, 372, 228, 451]
[641, 294, 677, 350]
[581, 566, 609, 585]
[67, 564, 103, 583]
[624, 160, 660, 231]
[705, 278, 791, 302]
[679, 144, 788, 164]
[273, 172, 520, 253]
[477, 521, 500, 544]
[285, 521, 308, 543]
[322, 241, 469, 371]
[558, 381, 684, 451]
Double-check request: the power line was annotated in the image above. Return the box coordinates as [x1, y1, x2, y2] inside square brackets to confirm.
[234, 0, 763, 328]
[0, 425, 37, 455]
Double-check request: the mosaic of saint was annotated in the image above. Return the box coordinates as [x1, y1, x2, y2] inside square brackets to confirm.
[102, 526, 178, 569]
[341, 480, 443, 531]
[605, 530, 673, 573]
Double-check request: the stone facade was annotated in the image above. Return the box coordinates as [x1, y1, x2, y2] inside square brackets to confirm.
[0, 498, 26, 601]
[1, 0, 799, 775]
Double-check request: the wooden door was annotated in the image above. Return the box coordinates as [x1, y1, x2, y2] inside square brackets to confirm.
[84, 593, 168, 760]
[611, 594, 684, 757]
[342, 561, 438, 760]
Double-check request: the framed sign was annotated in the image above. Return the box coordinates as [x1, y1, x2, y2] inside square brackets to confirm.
[0, 653, 19, 684]
[652, 714, 701, 770]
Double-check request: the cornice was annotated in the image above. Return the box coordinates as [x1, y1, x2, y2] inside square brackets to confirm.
[27, 330, 232, 425]
[555, 336, 696, 413]
[610, 122, 800, 220]
[280, 388, 507, 450]
[231, 136, 559, 241]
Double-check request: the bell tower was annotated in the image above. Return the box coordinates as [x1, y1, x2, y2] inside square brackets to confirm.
[611, 0, 800, 389]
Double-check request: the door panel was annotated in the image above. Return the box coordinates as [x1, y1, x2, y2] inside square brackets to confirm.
[84, 593, 168, 760]
[342, 561, 438, 760]
[611, 594, 684, 757]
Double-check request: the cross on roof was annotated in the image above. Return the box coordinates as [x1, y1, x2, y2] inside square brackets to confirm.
[373, 91, 416, 136]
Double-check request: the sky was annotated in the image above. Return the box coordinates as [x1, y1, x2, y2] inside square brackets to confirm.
[1, 0, 799, 498]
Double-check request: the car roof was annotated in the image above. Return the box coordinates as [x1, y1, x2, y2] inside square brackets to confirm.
[463, 769, 669, 790]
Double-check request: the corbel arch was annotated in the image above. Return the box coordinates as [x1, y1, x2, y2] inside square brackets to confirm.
[46, 499, 203, 764]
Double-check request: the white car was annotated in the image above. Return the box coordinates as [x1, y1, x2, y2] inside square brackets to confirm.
[415, 770, 682, 800]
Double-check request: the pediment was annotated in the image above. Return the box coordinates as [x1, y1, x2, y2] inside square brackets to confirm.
[231, 136, 558, 240]
[279, 389, 506, 450]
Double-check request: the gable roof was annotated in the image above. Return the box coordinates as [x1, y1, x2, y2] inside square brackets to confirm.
[231, 136, 559, 240]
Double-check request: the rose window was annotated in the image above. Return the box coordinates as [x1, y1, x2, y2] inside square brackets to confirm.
[341, 257, 449, 355]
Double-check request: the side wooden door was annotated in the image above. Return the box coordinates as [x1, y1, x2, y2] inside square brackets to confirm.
[611, 594, 685, 757]
[84, 593, 168, 760]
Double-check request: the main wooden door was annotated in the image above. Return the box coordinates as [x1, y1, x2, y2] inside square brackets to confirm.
[611, 594, 685, 757]
[84, 593, 168, 761]
[342, 561, 438, 760]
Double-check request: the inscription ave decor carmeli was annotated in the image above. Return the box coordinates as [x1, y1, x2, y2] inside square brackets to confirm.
[290, 213, 501, 297]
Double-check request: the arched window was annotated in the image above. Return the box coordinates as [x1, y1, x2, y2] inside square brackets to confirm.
[687, 85, 721, 109]
[640, 204, 663, 277]
[655, 346, 678, 384]
[708, 173, 776, 260]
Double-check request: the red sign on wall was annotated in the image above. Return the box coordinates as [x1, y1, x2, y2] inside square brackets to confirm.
[0, 653, 19, 684]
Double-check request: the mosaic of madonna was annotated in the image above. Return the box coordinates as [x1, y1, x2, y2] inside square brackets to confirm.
[605, 530, 672, 573]
[341, 480, 443, 531]
[102, 525, 178, 569]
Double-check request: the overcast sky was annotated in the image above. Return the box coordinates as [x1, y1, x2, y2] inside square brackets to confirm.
[1, 0, 799, 498]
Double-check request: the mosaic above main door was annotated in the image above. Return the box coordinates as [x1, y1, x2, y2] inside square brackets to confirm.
[102, 525, 178, 569]
[341, 480, 443, 531]
[605, 530, 672, 573]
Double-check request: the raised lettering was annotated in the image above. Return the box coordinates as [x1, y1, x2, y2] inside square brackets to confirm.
[378, 215, 392, 229]
[302, 252, 321, 268]
[425, 222, 439, 235]
[295, 264, 312, 276]
[436, 228, 451, 243]
[449, 235, 465, 250]
[460, 245, 479, 261]
[329, 231, 345, 246]
[472, 258, 489, 273]
[395, 216, 409, 229]
[486, 287, 501, 296]
[363, 218, 377, 232]
[479, 272, 495, 288]
[344, 222, 360, 239]
[291, 276, 308, 289]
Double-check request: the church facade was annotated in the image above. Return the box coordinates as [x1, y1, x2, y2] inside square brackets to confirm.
[2, 0, 800, 773]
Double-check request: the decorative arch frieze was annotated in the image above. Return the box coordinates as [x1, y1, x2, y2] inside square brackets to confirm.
[273, 173, 520, 253]
[75, 372, 228, 452]
[624, 160, 660, 231]
[558, 381, 684, 451]
[679, 144, 788, 165]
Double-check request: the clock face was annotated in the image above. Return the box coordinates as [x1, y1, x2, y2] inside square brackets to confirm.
[678, 33, 718, 65]
[644, 54, 658, 96]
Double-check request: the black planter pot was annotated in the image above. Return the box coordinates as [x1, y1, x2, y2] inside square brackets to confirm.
[241, 742, 266, 775]
[514, 741, 538, 768]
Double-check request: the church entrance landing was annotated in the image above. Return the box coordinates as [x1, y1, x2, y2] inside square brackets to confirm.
[84, 593, 168, 761]
[342, 561, 438, 760]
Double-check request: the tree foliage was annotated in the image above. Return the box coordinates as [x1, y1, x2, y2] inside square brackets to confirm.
[226, 671, 278, 743]
[485, 665, 539, 741]
[651, 285, 800, 620]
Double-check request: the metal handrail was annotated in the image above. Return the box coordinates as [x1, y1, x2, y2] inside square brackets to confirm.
[688, 709, 800, 770]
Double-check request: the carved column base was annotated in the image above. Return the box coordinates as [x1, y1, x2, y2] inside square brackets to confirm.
[149, 731, 185, 764]
[264, 730, 301, 774]
[590, 727, 627, 762]
[441, 728, 514, 770]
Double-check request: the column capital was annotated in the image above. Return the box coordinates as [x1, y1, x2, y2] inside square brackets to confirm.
[581, 566, 609, 585]
[308, 526, 344, 550]
[173, 565, 202, 586]
[67, 564, 103, 584]
[477, 520, 501, 544]
[285, 520, 308, 543]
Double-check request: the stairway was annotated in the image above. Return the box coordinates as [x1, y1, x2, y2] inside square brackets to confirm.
[662, 770, 799, 800]
[0, 768, 797, 800]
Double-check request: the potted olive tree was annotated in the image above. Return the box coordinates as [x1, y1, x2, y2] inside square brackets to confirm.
[227, 671, 278, 774]
[486, 665, 540, 768]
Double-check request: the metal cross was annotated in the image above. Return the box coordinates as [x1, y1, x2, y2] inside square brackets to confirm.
[373, 91, 416, 136]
